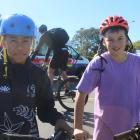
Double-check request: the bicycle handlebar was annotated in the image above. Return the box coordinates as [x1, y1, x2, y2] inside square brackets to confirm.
[0, 133, 46, 140]
[113, 130, 137, 140]
[113, 123, 140, 140]
[0, 129, 73, 140]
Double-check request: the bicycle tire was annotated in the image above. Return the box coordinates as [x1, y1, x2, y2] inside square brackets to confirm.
[57, 77, 88, 112]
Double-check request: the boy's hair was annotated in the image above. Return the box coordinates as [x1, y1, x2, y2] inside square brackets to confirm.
[102, 26, 127, 36]
[39, 24, 47, 34]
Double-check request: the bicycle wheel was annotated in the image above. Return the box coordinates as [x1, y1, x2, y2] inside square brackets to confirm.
[57, 77, 88, 112]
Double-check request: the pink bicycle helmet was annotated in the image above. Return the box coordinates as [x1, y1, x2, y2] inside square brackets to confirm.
[100, 16, 129, 34]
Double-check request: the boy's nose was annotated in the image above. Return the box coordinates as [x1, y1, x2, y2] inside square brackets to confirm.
[15, 40, 25, 48]
[112, 41, 120, 48]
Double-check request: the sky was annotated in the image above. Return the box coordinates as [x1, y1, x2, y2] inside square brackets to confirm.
[0, 0, 139, 42]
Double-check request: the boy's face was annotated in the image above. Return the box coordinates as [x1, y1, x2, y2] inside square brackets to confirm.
[103, 30, 128, 57]
[3, 35, 33, 64]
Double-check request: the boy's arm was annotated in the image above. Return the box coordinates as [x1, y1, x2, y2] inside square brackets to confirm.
[30, 35, 47, 60]
[74, 91, 87, 129]
[35, 34, 46, 51]
[74, 91, 91, 140]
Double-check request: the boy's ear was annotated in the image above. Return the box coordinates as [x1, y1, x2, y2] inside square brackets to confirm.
[102, 39, 106, 46]
[0, 37, 5, 48]
[126, 38, 129, 44]
[1, 40, 6, 48]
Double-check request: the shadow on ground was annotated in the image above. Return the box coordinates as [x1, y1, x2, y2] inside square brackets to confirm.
[63, 111, 94, 128]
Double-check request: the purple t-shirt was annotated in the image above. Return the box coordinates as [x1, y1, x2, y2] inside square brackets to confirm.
[77, 52, 140, 140]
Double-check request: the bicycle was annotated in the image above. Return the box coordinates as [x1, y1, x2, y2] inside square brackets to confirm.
[113, 123, 140, 140]
[0, 129, 72, 140]
[42, 66, 88, 112]
[30, 47, 88, 112]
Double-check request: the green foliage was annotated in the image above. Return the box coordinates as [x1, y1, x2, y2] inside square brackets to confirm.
[133, 41, 140, 49]
[72, 27, 100, 60]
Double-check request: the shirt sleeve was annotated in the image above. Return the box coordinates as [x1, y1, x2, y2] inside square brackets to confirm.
[76, 56, 101, 94]
[36, 70, 64, 126]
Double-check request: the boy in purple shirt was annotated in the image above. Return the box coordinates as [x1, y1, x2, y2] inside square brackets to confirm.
[74, 16, 140, 140]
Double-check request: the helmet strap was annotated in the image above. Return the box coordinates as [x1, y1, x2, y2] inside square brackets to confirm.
[126, 34, 135, 53]
[3, 47, 8, 79]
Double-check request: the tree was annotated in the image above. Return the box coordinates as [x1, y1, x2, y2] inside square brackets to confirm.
[133, 41, 140, 49]
[72, 27, 100, 60]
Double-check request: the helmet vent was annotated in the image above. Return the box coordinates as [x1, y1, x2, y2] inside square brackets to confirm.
[26, 25, 31, 30]
[115, 17, 119, 22]
[102, 23, 107, 26]
[110, 17, 113, 22]
[119, 20, 125, 23]
[10, 23, 15, 28]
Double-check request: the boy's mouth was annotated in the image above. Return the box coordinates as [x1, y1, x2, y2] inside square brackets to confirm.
[112, 48, 120, 51]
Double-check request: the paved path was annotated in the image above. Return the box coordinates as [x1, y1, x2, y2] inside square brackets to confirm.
[37, 93, 95, 140]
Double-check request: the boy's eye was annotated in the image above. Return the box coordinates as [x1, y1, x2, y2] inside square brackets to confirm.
[23, 40, 31, 44]
[23, 40, 29, 42]
[118, 37, 124, 41]
[107, 39, 113, 42]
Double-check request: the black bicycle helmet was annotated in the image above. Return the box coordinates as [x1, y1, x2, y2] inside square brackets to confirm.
[46, 28, 69, 46]
[39, 24, 47, 33]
